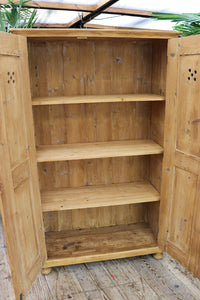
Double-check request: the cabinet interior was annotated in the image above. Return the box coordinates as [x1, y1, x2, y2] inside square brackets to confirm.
[28, 37, 167, 265]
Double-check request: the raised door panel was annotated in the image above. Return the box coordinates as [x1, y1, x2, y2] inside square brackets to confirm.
[159, 35, 200, 278]
[0, 32, 46, 299]
[169, 168, 197, 254]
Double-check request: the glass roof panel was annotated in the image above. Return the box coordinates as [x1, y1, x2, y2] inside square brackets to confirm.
[34, 0, 99, 4]
[112, 0, 200, 13]
[87, 14, 174, 30]
[33, 0, 200, 29]
[37, 10, 79, 24]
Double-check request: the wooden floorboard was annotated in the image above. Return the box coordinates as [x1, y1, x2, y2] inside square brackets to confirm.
[1, 216, 200, 300]
[0, 248, 15, 300]
[100, 259, 159, 299]
[0, 215, 6, 248]
[129, 255, 200, 300]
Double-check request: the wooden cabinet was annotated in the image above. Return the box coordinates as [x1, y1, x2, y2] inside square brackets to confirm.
[0, 29, 199, 299]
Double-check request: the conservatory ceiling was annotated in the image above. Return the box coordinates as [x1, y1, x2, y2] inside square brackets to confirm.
[1, 0, 200, 29]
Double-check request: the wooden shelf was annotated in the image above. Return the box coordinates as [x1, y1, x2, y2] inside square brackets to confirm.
[37, 140, 163, 162]
[32, 94, 165, 106]
[43, 222, 162, 268]
[41, 181, 160, 212]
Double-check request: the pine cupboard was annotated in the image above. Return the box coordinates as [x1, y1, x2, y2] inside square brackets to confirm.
[0, 28, 199, 299]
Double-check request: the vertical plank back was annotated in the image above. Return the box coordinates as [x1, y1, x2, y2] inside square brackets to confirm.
[29, 39, 154, 231]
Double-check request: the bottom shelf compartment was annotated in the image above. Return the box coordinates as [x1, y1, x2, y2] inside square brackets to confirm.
[44, 222, 161, 268]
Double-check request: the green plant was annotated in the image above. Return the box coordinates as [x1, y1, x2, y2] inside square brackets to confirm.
[151, 12, 200, 36]
[0, 0, 37, 32]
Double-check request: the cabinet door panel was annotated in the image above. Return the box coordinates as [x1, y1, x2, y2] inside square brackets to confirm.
[169, 167, 197, 253]
[177, 55, 200, 156]
[159, 35, 200, 279]
[0, 32, 46, 299]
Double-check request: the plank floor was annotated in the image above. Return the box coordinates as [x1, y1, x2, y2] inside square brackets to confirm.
[1, 216, 200, 300]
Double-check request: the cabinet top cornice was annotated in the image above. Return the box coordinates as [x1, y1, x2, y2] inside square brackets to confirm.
[10, 28, 181, 40]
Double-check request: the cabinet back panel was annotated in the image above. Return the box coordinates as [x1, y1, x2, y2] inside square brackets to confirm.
[43, 204, 148, 231]
[33, 102, 151, 146]
[28, 40, 152, 97]
[38, 157, 149, 190]
[39, 155, 149, 231]
[28, 40, 154, 231]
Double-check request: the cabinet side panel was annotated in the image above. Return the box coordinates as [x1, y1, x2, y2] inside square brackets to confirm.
[148, 40, 167, 238]
[158, 38, 180, 250]
[150, 40, 167, 189]
[151, 40, 167, 96]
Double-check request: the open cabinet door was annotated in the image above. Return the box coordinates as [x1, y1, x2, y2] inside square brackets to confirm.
[0, 32, 46, 299]
[159, 35, 200, 278]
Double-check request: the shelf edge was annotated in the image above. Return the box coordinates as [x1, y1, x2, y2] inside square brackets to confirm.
[32, 94, 165, 106]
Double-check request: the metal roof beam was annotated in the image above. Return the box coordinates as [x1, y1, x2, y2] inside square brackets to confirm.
[68, 0, 119, 28]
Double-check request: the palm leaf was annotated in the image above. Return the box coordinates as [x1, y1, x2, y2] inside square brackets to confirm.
[151, 12, 200, 36]
[26, 9, 36, 27]
[0, 0, 38, 31]
[0, 11, 6, 31]
[151, 12, 200, 23]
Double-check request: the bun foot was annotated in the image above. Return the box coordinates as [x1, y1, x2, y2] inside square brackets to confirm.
[41, 267, 52, 275]
[153, 252, 163, 260]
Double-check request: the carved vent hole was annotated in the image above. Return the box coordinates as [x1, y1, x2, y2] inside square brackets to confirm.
[7, 71, 15, 84]
[188, 69, 197, 82]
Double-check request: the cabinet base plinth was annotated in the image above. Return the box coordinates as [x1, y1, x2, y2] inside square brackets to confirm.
[41, 267, 52, 275]
[152, 252, 163, 260]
